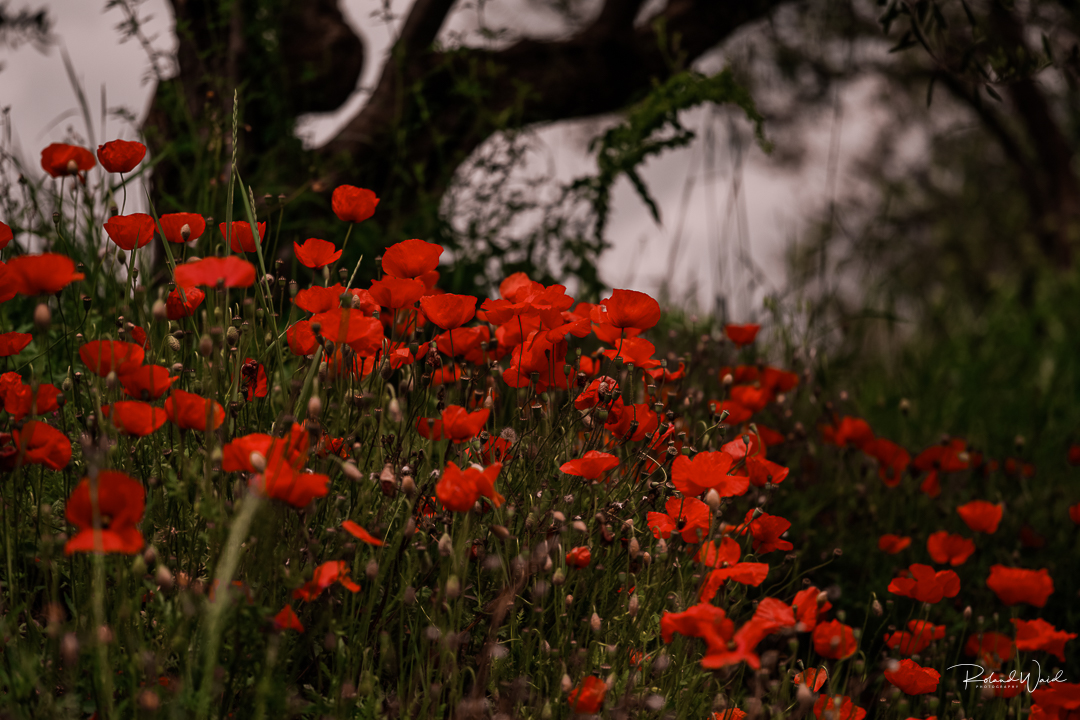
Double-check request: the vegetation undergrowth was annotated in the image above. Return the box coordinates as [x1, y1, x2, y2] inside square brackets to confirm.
[0, 107, 1076, 720]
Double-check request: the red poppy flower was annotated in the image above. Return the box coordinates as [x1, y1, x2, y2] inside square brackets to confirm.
[813, 619, 858, 659]
[2, 379, 59, 420]
[239, 358, 267, 401]
[956, 500, 1003, 534]
[600, 336, 660, 369]
[272, 605, 304, 632]
[821, 416, 874, 450]
[166, 286, 205, 320]
[79, 340, 145, 377]
[10, 421, 70, 470]
[792, 585, 832, 632]
[436, 461, 504, 512]
[1032, 683, 1080, 717]
[567, 676, 606, 714]
[221, 433, 274, 472]
[672, 451, 746, 498]
[884, 620, 946, 656]
[913, 438, 969, 473]
[574, 376, 619, 411]
[118, 365, 174, 400]
[888, 564, 960, 604]
[560, 451, 619, 480]
[695, 537, 741, 568]
[812, 696, 865, 720]
[419, 293, 477, 331]
[698, 563, 770, 601]
[293, 561, 361, 601]
[0, 332, 31, 357]
[294, 238, 341, 269]
[746, 456, 789, 488]
[256, 426, 330, 508]
[129, 325, 146, 348]
[1012, 619, 1077, 661]
[878, 534, 911, 554]
[102, 402, 168, 437]
[7, 253, 84, 295]
[863, 437, 910, 486]
[97, 139, 146, 173]
[331, 185, 379, 223]
[926, 531, 975, 566]
[0, 220, 11, 249]
[712, 710, 747, 720]
[64, 470, 145, 554]
[40, 143, 94, 177]
[286, 320, 319, 356]
[1071, 503, 1080, 525]
[368, 276, 426, 309]
[342, 520, 383, 546]
[164, 389, 225, 431]
[593, 289, 661, 331]
[661, 602, 734, 647]
[309, 308, 384, 354]
[707, 399, 753, 425]
[986, 565, 1054, 607]
[159, 213, 206, 244]
[439, 406, 489, 443]
[964, 631, 1014, 669]
[736, 510, 793, 554]
[794, 668, 828, 692]
[174, 256, 256, 288]
[647, 496, 711, 544]
[883, 659, 940, 695]
[220, 220, 266, 253]
[381, 238, 442, 279]
[565, 546, 591, 568]
[724, 323, 761, 347]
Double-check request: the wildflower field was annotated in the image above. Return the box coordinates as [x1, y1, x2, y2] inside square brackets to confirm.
[0, 135, 1077, 720]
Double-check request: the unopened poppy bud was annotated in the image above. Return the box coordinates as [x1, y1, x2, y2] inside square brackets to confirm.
[198, 335, 213, 357]
[705, 488, 721, 510]
[836, 609, 846, 622]
[590, 612, 602, 634]
[817, 591, 828, 606]
[308, 395, 322, 418]
[561, 674, 572, 693]
[628, 594, 639, 617]
[403, 586, 416, 605]
[34, 303, 50, 330]
[796, 683, 814, 706]
[722, 373, 733, 386]
[130, 555, 146, 575]
[963, 606, 972, 621]
[446, 575, 461, 599]
[249, 452, 266, 472]
[97, 625, 114, 645]
[491, 524, 510, 541]
[167, 336, 181, 353]
[438, 532, 453, 557]
[61, 633, 79, 665]
[565, 594, 573, 607]
[105, 371, 119, 390]
[365, 559, 379, 579]
[628, 537, 640, 558]
[404, 519, 416, 538]
[66, 159, 78, 174]
[156, 565, 174, 590]
[552, 568, 565, 585]
[341, 461, 361, 481]
[872, 599, 883, 616]
[652, 652, 670, 674]
[642, 551, 651, 565]
[401, 475, 416, 495]
[572, 520, 587, 533]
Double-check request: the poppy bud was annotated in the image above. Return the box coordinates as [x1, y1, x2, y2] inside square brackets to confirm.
[105, 371, 119, 390]
[61, 633, 79, 666]
[249, 452, 266, 472]
[796, 683, 813, 706]
[628, 537, 640, 558]
[34, 303, 51, 330]
[308, 395, 322, 418]
[872, 599, 883, 616]
[565, 594, 573, 607]
[963, 606, 972, 621]
[652, 653, 670, 674]
[97, 625, 114, 645]
[561, 674, 572, 693]
[401, 475, 416, 495]
[167, 336, 181, 353]
[628, 594, 639, 617]
[404, 519, 416, 538]
[198, 335, 213, 357]
[438, 532, 453, 557]
[552, 568, 565, 586]
[446, 575, 461, 599]
[591, 612, 602, 633]
[491, 524, 510, 540]
[722, 373, 733, 386]
[156, 565, 174, 590]
[705, 488, 722, 510]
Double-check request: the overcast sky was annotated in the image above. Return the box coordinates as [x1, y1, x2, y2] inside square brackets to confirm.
[0, 0, 878, 317]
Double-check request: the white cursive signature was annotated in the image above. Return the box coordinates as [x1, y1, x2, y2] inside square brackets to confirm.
[947, 661, 1067, 694]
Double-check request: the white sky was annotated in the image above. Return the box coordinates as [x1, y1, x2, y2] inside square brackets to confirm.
[0, 0, 881, 318]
